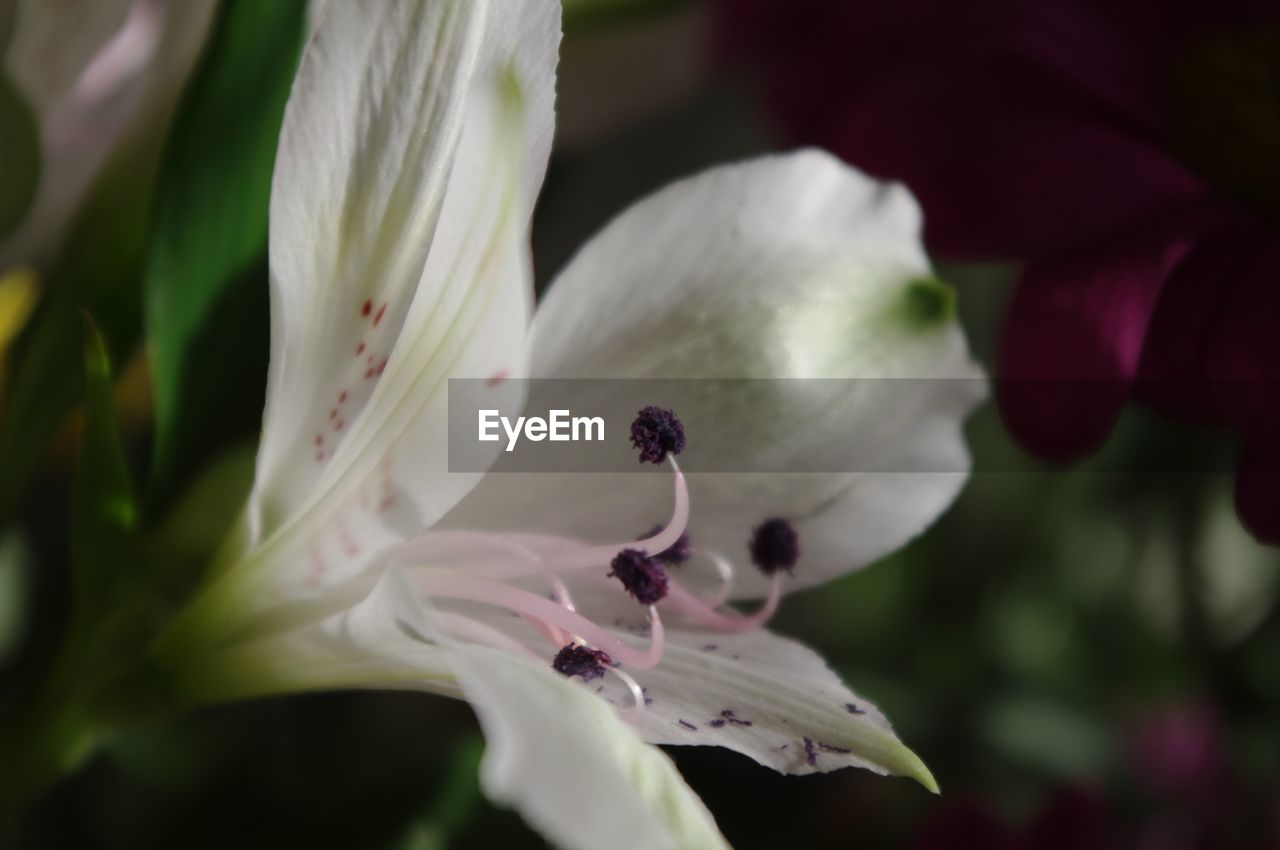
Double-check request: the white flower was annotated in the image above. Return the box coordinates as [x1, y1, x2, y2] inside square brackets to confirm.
[0, 0, 215, 267]
[151, 2, 986, 848]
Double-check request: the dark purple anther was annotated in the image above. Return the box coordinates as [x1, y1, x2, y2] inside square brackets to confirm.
[608, 548, 669, 604]
[639, 524, 691, 565]
[749, 517, 800, 576]
[551, 644, 612, 681]
[630, 406, 685, 464]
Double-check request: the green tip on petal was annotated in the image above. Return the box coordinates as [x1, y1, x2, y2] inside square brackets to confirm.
[899, 746, 941, 794]
[898, 276, 956, 328]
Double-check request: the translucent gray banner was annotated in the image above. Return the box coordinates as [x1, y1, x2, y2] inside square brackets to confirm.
[448, 378, 1274, 473]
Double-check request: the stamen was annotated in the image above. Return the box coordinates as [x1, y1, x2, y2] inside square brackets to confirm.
[552, 643, 612, 681]
[387, 530, 574, 646]
[413, 573, 665, 668]
[640, 524, 692, 565]
[507, 459, 690, 574]
[749, 518, 800, 576]
[608, 549, 669, 604]
[695, 549, 736, 608]
[609, 666, 648, 715]
[660, 573, 783, 633]
[390, 460, 690, 578]
[630, 406, 686, 464]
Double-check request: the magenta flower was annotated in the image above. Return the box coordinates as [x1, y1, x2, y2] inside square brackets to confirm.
[910, 788, 1113, 850]
[718, 0, 1280, 542]
[1129, 702, 1230, 812]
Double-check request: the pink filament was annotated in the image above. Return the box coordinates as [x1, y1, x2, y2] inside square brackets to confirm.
[546, 461, 689, 571]
[395, 460, 690, 581]
[660, 574, 783, 634]
[388, 530, 578, 646]
[693, 550, 736, 609]
[414, 573, 666, 669]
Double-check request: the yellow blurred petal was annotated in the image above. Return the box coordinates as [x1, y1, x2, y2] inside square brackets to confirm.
[0, 265, 38, 406]
[0, 265, 37, 348]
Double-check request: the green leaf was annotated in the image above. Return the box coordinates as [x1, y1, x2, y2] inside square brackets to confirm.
[73, 318, 136, 602]
[0, 69, 39, 240]
[0, 83, 176, 516]
[143, 0, 306, 499]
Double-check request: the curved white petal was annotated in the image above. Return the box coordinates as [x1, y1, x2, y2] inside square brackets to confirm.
[243, 0, 559, 593]
[628, 628, 936, 788]
[454, 643, 730, 850]
[189, 566, 731, 850]
[445, 151, 985, 596]
[0, 0, 215, 266]
[172, 566, 459, 705]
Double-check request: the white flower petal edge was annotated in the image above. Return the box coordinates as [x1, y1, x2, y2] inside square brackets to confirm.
[413, 601, 937, 789]
[206, 0, 558, 611]
[627, 629, 935, 785]
[444, 151, 987, 598]
[454, 641, 730, 850]
[0, 0, 216, 267]
[174, 568, 731, 850]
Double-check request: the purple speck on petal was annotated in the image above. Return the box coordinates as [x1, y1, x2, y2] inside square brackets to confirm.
[709, 719, 727, 728]
[817, 741, 852, 754]
[630, 406, 686, 464]
[608, 548, 669, 604]
[803, 737, 817, 766]
[750, 517, 800, 576]
[678, 719, 698, 731]
[845, 703, 866, 715]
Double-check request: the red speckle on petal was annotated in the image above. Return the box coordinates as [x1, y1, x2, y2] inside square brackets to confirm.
[330, 408, 339, 420]
[338, 390, 348, 403]
[361, 300, 372, 317]
[486, 369, 509, 387]
[315, 452, 324, 463]
[376, 357, 388, 376]
[314, 434, 323, 446]
[378, 495, 395, 512]
[334, 419, 345, 431]
[355, 342, 365, 356]
[373, 303, 387, 327]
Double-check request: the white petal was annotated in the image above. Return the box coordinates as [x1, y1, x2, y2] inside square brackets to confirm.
[191, 566, 732, 850]
[445, 151, 985, 595]
[244, 0, 559, 589]
[173, 566, 459, 705]
[0, 0, 215, 266]
[628, 628, 936, 788]
[453, 643, 731, 850]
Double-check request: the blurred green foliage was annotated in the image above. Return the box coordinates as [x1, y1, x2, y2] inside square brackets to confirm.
[0, 70, 38, 240]
[73, 320, 137, 607]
